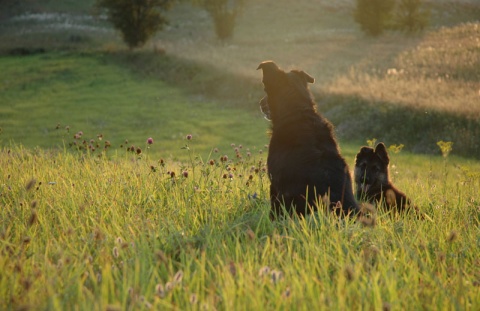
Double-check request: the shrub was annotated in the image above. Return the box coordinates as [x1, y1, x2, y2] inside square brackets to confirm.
[394, 0, 430, 33]
[194, 0, 247, 41]
[96, 0, 175, 49]
[354, 0, 395, 36]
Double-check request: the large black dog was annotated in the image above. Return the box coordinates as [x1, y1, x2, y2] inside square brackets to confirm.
[257, 61, 359, 218]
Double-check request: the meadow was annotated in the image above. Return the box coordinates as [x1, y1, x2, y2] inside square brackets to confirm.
[0, 0, 480, 310]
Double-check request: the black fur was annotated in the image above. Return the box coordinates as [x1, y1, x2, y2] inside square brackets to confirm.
[354, 142, 416, 212]
[257, 61, 359, 218]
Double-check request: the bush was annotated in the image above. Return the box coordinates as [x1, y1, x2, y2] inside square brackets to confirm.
[394, 0, 430, 33]
[96, 0, 175, 49]
[354, 0, 395, 36]
[194, 0, 246, 41]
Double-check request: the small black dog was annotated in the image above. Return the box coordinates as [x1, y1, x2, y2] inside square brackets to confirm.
[354, 143, 415, 212]
[257, 61, 359, 218]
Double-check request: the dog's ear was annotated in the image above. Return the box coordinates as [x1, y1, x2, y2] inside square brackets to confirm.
[257, 61, 283, 87]
[375, 143, 390, 165]
[291, 70, 315, 84]
[356, 146, 373, 156]
[355, 146, 373, 163]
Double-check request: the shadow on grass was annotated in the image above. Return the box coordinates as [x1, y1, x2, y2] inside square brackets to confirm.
[104, 51, 480, 159]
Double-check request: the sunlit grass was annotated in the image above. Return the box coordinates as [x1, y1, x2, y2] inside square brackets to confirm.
[1, 141, 479, 310]
[0, 52, 269, 161]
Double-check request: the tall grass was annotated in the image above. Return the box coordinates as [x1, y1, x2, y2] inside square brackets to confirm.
[1, 141, 479, 310]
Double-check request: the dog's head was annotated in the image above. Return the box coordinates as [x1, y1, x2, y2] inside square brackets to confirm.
[354, 143, 390, 194]
[257, 61, 315, 121]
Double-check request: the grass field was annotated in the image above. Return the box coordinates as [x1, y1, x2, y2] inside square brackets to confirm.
[0, 0, 480, 310]
[1, 144, 479, 310]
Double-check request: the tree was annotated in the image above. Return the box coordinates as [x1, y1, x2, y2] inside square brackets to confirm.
[354, 0, 395, 36]
[96, 0, 175, 49]
[193, 0, 246, 41]
[394, 0, 429, 33]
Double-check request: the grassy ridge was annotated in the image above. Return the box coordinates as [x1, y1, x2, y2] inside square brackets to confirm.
[1, 145, 479, 310]
[2, 1, 478, 157]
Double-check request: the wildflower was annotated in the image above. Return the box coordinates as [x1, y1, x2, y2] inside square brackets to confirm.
[214, 148, 219, 153]
[437, 141, 453, 158]
[136, 147, 142, 155]
[283, 287, 291, 298]
[147, 137, 154, 145]
[228, 173, 234, 179]
[183, 171, 188, 178]
[209, 159, 215, 166]
[55, 123, 60, 129]
[221, 155, 228, 162]
[170, 172, 175, 178]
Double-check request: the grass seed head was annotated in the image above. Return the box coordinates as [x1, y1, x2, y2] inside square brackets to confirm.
[165, 281, 174, 292]
[112, 247, 119, 258]
[258, 266, 270, 278]
[174, 270, 184, 284]
[344, 266, 355, 282]
[155, 250, 168, 264]
[25, 179, 36, 191]
[229, 261, 237, 277]
[28, 210, 38, 227]
[190, 293, 198, 305]
[360, 216, 376, 227]
[447, 230, 458, 243]
[155, 284, 166, 298]
[271, 270, 283, 284]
